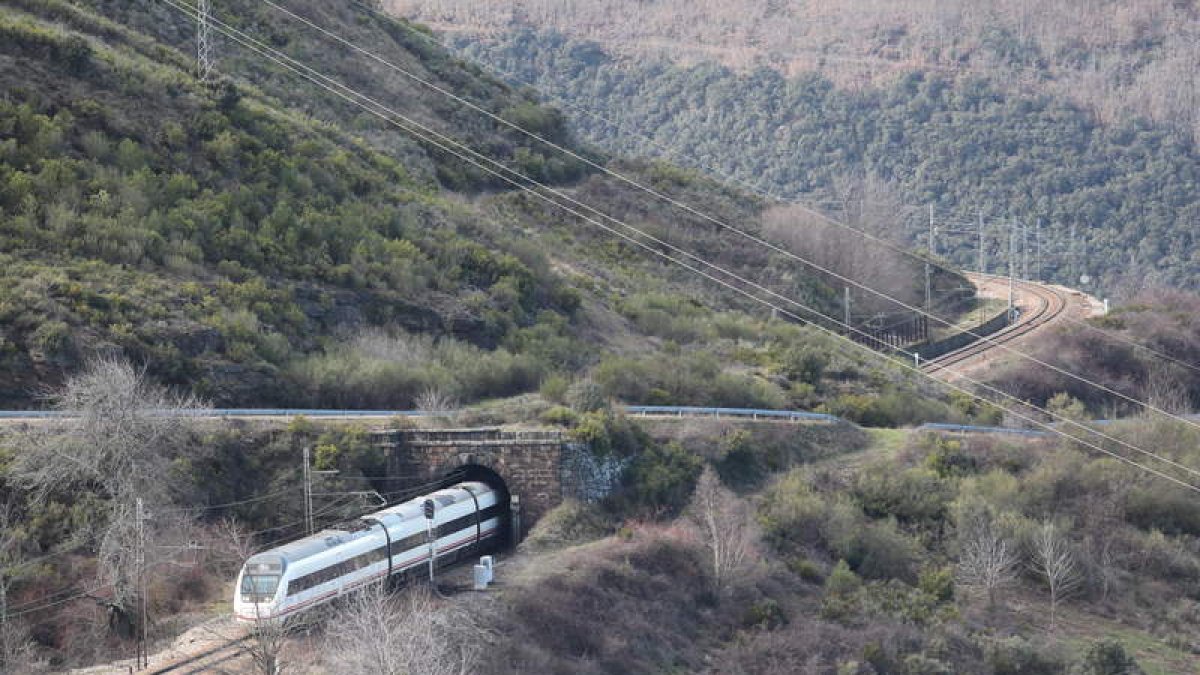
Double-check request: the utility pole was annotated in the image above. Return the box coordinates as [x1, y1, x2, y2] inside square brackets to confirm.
[1069, 221, 1078, 285]
[977, 210, 985, 275]
[302, 447, 339, 536]
[925, 204, 934, 311]
[1021, 221, 1029, 280]
[843, 286, 851, 333]
[302, 446, 313, 536]
[1035, 218, 1042, 281]
[136, 498, 147, 671]
[196, 0, 214, 84]
[1008, 220, 1016, 318]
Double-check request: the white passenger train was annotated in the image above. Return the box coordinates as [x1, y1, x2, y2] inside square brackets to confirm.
[234, 481, 504, 622]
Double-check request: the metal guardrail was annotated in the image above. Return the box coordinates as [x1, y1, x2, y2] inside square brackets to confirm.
[0, 406, 841, 422]
[624, 405, 841, 422]
[0, 409, 428, 419]
[4, 407, 1156, 439]
[917, 422, 1050, 437]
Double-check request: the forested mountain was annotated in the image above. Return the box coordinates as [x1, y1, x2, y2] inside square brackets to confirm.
[0, 0, 966, 410]
[394, 0, 1200, 143]
[393, 1, 1200, 297]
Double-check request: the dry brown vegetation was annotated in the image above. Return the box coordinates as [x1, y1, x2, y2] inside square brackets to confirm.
[393, 0, 1200, 142]
[989, 287, 1200, 413]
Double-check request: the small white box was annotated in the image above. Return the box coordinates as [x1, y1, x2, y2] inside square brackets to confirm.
[473, 564, 489, 591]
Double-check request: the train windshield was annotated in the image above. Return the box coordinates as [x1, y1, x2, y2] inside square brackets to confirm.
[240, 574, 280, 597]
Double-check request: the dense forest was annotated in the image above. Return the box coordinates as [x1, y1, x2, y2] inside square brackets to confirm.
[394, 0, 1200, 144]
[0, 0, 970, 410]
[443, 29, 1200, 296]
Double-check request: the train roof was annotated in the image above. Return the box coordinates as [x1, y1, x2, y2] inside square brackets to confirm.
[246, 481, 494, 569]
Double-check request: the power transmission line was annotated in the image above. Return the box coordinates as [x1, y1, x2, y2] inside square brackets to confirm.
[347, 1, 1200, 380]
[261, 0, 1200, 434]
[155, 0, 1200, 494]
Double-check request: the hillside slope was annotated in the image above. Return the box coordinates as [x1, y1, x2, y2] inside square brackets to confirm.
[391, 2, 1200, 297]
[393, 0, 1200, 142]
[0, 0, 966, 410]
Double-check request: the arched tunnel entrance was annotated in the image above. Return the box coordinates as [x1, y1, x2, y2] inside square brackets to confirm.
[376, 426, 596, 544]
[439, 463, 513, 549]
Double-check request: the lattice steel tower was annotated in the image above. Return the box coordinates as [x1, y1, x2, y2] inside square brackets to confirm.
[196, 0, 214, 83]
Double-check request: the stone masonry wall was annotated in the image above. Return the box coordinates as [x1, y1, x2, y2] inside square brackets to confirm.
[376, 428, 588, 536]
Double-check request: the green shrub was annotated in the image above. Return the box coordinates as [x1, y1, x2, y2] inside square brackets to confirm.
[539, 373, 570, 404]
[821, 560, 862, 621]
[569, 410, 648, 457]
[826, 389, 949, 427]
[788, 557, 824, 583]
[844, 519, 919, 582]
[29, 319, 74, 363]
[985, 637, 1068, 675]
[1126, 484, 1200, 537]
[779, 344, 827, 384]
[539, 405, 577, 426]
[922, 435, 980, 478]
[758, 471, 831, 549]
[853, 465, 953, 526]
[567, 378, 608, 412]
[523, 500, 611, 550]
[742, 598, 787, 629]
[917, 565, 954, 604]
[617, 441, 702, 516]
[1078, 639, 1144, 675]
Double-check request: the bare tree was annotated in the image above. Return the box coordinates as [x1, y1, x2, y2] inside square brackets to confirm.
[0, 503, 45, 671]
[5, 356, 208, 636]
[322, 583, 481, 675]
[242, 611, 291, 675]
[416, 386, 459, 418]
[761, 203, 922, 315]
[0, 617, 40, 674]
[1030, 520, 1082, 632]
[956, 510, 1019, 610]
[1144, 362, 1192, 416]
[205, 517, 259, 581]
[685, 466, 759, 598]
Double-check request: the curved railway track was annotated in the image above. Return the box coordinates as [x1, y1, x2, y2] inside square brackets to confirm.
[922, 277, 1070, 376]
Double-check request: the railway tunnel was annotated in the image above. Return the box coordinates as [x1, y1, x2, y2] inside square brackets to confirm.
[374, 427, 624, 541]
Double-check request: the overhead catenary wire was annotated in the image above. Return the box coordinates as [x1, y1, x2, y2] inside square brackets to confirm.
[5, 582, 116, 619]
[263, 0, 1200, 433]
[347, 0, 1200, 378]
[156, 0, 1200, 494]
[153, 488, 295, 515]
[214, 2, 1200, 483]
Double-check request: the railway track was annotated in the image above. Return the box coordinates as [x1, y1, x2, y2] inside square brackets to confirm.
[922, 277, 1070, 376]
[146, 635, 250, 674]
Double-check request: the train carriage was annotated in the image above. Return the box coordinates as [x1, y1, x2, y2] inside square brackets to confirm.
[234, 481, 503, 622]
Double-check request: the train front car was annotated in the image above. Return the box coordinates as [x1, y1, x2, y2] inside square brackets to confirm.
[234, 554, 286, 622]
[231, 480, 508, 624]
